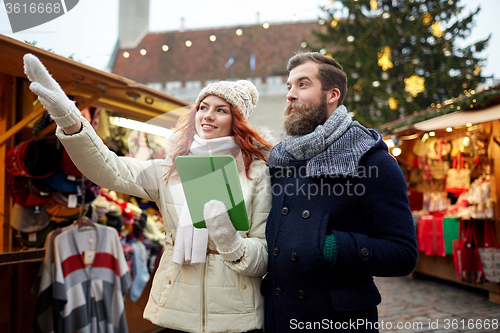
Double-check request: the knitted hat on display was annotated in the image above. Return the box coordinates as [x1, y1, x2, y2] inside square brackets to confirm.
[195, 80, 258, 122]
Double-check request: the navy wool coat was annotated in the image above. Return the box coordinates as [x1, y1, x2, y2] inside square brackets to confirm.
[262, 139, 418, 332]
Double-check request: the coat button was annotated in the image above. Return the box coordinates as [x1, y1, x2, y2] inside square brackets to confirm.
[168, 280, 172, 285]
[291, 252, 298, 261]
[241, 284, 246, 290]
[302, 210, 310, 219]
[297, 290, 305, 299]
[273, 247, 280, 256]
[287, 169, 293, 178]
[281, 207, 289, 215]
[274, 287, 282, 296]
[360, 247, 370, 257]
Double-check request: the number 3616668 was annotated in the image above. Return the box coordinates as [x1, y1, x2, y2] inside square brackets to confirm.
[5, 2, 62, 14]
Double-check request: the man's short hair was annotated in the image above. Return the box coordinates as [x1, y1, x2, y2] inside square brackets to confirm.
[287, 52, 348, 105]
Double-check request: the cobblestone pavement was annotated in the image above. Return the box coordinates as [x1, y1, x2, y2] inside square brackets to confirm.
[375, 275, 500, 333]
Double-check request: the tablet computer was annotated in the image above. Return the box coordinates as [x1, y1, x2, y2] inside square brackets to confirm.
[175, 155, 249, 231]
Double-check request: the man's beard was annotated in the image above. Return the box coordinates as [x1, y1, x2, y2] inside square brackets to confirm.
[283, 96, 328, 136]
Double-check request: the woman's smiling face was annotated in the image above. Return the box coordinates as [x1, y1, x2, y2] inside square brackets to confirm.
[195, 95, 233, 139]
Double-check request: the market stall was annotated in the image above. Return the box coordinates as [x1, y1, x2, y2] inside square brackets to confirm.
[380, 85, 500, 304]
[0, 34, 189, 332]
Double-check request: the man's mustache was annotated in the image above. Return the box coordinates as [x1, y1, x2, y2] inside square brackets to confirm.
[284, 102, 305, 116]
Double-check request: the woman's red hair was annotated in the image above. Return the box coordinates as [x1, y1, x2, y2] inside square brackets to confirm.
[164, 101, 272, 183]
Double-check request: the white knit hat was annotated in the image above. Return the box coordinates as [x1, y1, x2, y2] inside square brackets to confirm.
[195, 80, 258, 122]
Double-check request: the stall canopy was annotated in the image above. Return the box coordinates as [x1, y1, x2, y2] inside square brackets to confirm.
[414, 103, 500, 131]
[0, 33, 190, 144]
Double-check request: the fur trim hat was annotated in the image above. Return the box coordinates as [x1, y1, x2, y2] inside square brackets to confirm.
[195, 80, 258, 122]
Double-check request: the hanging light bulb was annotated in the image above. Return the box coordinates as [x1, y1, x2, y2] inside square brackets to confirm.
[392, 147, 402, 156]
[384, 139, 395, 148]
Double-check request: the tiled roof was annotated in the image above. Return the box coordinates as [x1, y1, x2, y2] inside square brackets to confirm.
[111, 21, 323, 85]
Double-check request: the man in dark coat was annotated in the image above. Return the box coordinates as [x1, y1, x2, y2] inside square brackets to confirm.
[263, 52, 418, 332]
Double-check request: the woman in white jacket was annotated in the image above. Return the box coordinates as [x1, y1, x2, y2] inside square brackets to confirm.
[24, 54, 273, 333]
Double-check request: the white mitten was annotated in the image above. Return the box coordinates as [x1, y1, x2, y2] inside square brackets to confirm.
[23, 53, 81, 128]
[204, 200, 244, 261]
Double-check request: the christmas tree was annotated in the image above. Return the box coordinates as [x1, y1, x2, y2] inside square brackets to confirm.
[308, 0, 490, 127]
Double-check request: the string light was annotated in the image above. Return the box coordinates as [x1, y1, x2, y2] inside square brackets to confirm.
[140, 49, 147, 56]
[446, 127, 453, 132]
[210, 35, 216, 42]
[185, 40, 192, 47]
[123, 52, 130, 58]
[236, 29, 243, 36]
[162, 45, 169, 52]
[263, 22, 270, 29]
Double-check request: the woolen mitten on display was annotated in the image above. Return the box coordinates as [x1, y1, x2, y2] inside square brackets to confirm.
[23, 54, 81, 128]
[203, 200, 244, 261]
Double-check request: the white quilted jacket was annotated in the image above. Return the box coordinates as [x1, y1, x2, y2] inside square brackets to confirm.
[56, 118, 272, 333]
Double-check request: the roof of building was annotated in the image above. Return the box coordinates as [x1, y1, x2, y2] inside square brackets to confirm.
[111, 20, 324, 85]
[379, 84, 500, 135]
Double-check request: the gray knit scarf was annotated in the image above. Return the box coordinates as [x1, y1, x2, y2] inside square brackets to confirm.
[268, 105, 381, 177]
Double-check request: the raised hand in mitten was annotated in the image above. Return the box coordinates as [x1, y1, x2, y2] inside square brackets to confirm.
[204, 200, 244, 261]
[23, 53, 81, 128]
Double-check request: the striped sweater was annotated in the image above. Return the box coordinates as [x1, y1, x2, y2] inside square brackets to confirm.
[52, 223, 132, 333]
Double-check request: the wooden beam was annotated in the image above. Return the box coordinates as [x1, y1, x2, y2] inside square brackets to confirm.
[0, 73, 14, 249]
[0, 82, 75, 146]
